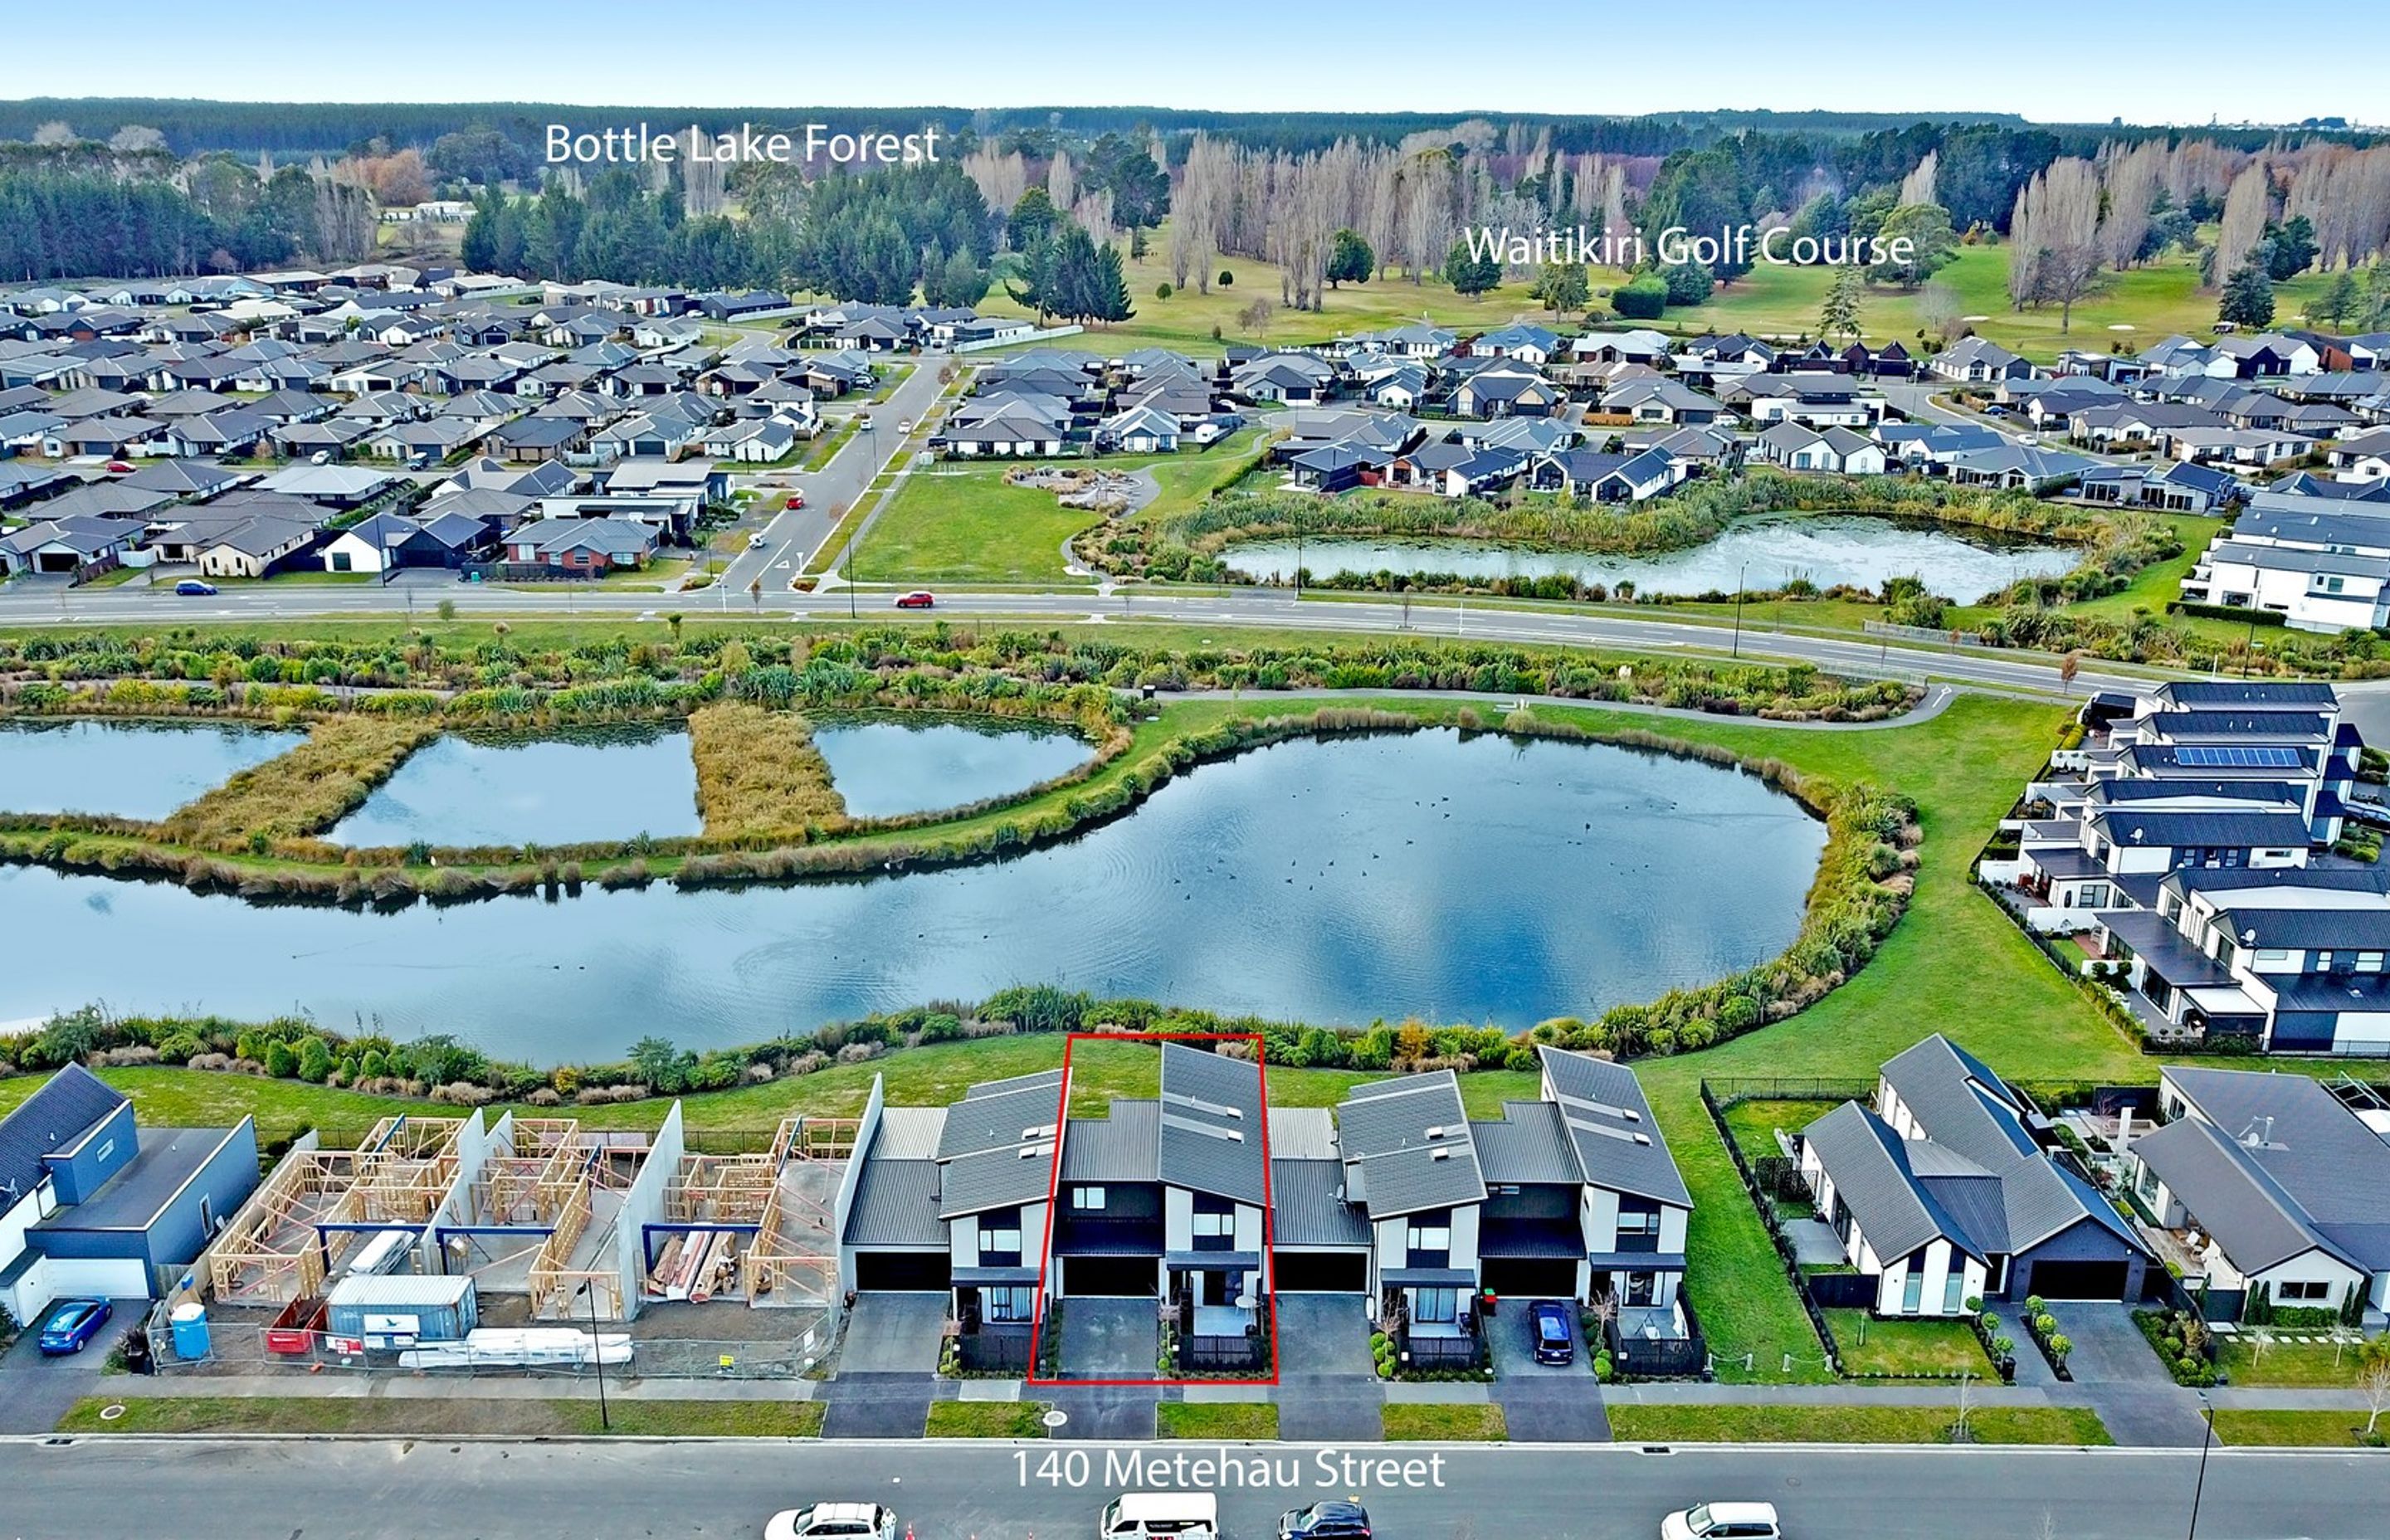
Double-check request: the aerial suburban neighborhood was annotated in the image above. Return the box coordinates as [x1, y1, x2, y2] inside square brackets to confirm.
[4, 7, 2390, 1539]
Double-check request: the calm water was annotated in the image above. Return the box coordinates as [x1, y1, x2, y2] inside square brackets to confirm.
[0, 733, 1822, 1064]
[0, 719, 305, 821]
[329, 727, 702, 847]
[1228, 514, 2076, 601]
[816, 718, 1096, 819]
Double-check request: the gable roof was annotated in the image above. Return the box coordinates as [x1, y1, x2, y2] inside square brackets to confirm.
[1156, 1042, 1266, 1204]
[1802, 1101, 1983, 1265]
[1538, 1046, 1691, 1207]
[0, 1063, 129, 1207]
[1336, 1070, 1485, 1219]
[1879, 1034, 2036, 1174]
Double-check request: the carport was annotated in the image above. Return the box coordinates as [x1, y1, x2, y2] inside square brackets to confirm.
[1482, 1256, 1579, 1299]
[1273, 1250, 1368, 1294]
[1061, 1255, 1157, 1297]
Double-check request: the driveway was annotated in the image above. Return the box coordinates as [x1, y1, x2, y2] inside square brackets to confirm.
[0, 1299, 146, 1435]
[837, 1294, 946, 1374]
[2044, 1302, 2172, 1387]
[1485, 1300, 1612, 1441]
[1056, 1297, 1156, 1381]
[1275, 1295, 1373, 1377]
[1487, 1300, 1583, 1381]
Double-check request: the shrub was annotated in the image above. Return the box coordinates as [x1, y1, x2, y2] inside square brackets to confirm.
[1156, 282, 1173, 299]
[263, 1040, 299, 1079]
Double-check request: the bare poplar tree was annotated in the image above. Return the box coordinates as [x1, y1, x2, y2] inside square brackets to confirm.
[1899, 150, 1939, 209]
[2211, 161, 2271, 290]
[1046, 151, 1076, 214]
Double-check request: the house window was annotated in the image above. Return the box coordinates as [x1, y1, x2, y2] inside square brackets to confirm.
[979, 1209, 1022, 1266]
[2278, 1279, 2331, 1303]
[1193, 1193, 1236, 1250]
[1943, 1268, 1966, 1315]
[330, 550, 353, 573]
[984, 1285, 1034, 1323]
[2079, 883, 2112, 909]
[1412, 1287, 1459, 1324]
[1617, 1201, 1661, 1251]
[1405, 1216, 1452, 1267]
[1072, 1187, 1106, 1211]
[1901, 1267, 1924, 1314]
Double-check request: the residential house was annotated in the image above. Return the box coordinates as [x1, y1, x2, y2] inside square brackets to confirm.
[502, 517, 659, 575]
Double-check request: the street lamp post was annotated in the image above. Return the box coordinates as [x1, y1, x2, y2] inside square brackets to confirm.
[1731, 561, 1749, 660]
[2185, 1391, 2214, 1540]
[578, 1281, 611, 1432]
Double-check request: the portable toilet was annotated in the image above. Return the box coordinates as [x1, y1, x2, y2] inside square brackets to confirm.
[168, 1301, 211, 1361]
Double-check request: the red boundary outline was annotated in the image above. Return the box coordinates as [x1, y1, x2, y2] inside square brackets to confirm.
[1025, 1031, 1278, 1387]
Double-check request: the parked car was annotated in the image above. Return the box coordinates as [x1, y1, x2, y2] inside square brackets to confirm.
[748, 534, 767, 550]
[785, 491, 806, 510]
[310, 450, 332, 465]
[1103, 1494, 1217, 1540]
[894, 591, 935, 609]
[1661, 1502, 1782, 1540]
[763, 1502, 898, 1540]
[103, 460, 135, 474]
[1280, 1500, 1371, 1540]
[173, 579, 218, 597]
[38, 1298, 113, 1356]
[1528, 1299, 1575, 1366]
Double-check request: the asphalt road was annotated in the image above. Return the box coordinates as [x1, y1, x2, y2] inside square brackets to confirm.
[1, 1436, 2378, 1539]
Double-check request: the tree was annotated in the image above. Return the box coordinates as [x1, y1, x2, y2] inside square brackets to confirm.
[1442, 237, 1500, 297]
[1661, 261, 1714, 305]
[1007, 186, 1059, 251]
[2263, 213, 2319, 281]
[2220, 261, 2277, 329]
[924, 245, 989, 309]
[2314, 270, 2362, 328]
[1818, 267, 1862, 342]
[1531, 261, 1588, 313]
[1326, 227, 1375, 287]
[1611, 274, 1668, 319]
[2362, 1360, 2390, 1437]
[1868, 202, 1958, 289]
[1082, 130, 1170, 230]
[628, 1036, 685, 1093]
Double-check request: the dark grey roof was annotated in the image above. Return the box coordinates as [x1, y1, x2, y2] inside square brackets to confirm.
[1878, 1035, 2036, 1175]
[1471, 1101, 1583, 1185]
[1061, 1099, 1159, 1182]
[2085, 809, 2314, 850]
[937, 1144, 1054, 1221]
[0, 1063, 128, 1208]
[841, 1156, 947, 1248]
[1156, 1043, 1266, 1204]
[1537, 1047, 1691, 1209]
[1802, 1101, 1981, 1265]
[2152, 1067, 2390, 1273]
[935, 1072, 1063, 1161]
[35, 1125, 245, 1232]
[1269, 1158, 1369, 1248]
[2151, 681, 2339, 710]
[1336, 1070, 1485, 1219]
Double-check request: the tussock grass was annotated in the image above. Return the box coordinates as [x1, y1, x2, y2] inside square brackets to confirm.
[159, 716, 438, 846]
[689, 703, 846, 841]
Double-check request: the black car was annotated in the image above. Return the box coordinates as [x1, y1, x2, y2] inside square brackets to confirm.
[1280, 1500, 1371, 1540]
[1528, 1299, 1576, 1366]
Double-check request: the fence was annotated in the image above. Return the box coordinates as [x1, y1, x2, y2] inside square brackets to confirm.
[1804, 1272, 1879, 1310]
[1180, 1333, 1269, 1373]
[1700, 1080, 1844, 1377]
[957, 1327, 1035, 1373]
[1605, 1295, 1709, 1379]
[148, 1324, 823, 1381]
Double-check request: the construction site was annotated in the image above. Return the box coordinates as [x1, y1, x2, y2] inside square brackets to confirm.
[160, 1106, 858, 1379]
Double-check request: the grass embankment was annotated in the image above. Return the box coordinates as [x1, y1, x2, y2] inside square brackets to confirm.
[159, 716, 438, 845]
[1605, 1404, 2111, 1445]
[2214, 1335, 2382, 1389]
[1823, 1311, 1995, 1379]
[2211, 1410, 2388, 1448]
[1156, 1402, 1279, 1440]
[688, 702, 845, 839]
[1381, 1404, 1507, 1441]
[857, 465, 1107, 585]
[926, 1400, 1051, 1438]
[56, 1395, 824, 1437]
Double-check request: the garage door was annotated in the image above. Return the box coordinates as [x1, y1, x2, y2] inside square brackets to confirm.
[2021, 1260, 2129, 1300]
[1064, 1256, 1155, 1296]
[1274, 1251, 1368, 1293]
[1481, 1257, 1578, 1299]
[852, 1251, 952, 1292]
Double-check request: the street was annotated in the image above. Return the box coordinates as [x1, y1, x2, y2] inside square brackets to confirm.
[0, 1435, 2378, 1539]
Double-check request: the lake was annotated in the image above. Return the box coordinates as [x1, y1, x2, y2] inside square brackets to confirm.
[0, 731, 1827, 1065]
[329, 726, 703, 847]
[0, 719, 306, 821]
[1227, 514, 2077, 601]
[815, 717, 1098, 820]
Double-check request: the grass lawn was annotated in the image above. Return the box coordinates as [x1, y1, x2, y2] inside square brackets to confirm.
[1607, 1403, 2110, 1445]
[1824, 1310, 1994, 1379]
[1156, 1401, 1279, 1440]
[1381, 1404, 1507, 1441]
[2215, 1333, 2381, 1388]
[2211, 1409, 2388, 1448]
[926, 1400, 1051, 1438]
[1719, 1098, 1842, 1162]
[56, 1395, 823, 1437]
[856, 465, 1107, 585]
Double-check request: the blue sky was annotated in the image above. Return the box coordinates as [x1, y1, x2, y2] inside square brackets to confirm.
[7, 0, 2385, 125]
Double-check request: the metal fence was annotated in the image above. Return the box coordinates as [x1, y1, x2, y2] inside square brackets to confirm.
[1397, 1326, 1481, 1372]
[1180, 1334, 1268, 1373]
[147, 1324, 824, 1382]
[958, 1328, 1034, 1374]
[1606, 1300, 1709, 1380]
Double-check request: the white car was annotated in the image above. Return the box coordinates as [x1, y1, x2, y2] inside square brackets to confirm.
[764, 1503, 899, 1540]
[1661, 1502, 1781, 1540]
[749, 534, 767, 550]
[897, 419, 915, 434]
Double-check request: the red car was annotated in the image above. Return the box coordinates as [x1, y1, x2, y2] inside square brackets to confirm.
[104, 460, 135, 474]
[785, 491, 805, 510]
[894, 591, 936, 610]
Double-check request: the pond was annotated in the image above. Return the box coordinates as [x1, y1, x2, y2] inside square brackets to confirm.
[328, 726, 702, 848]
[1227, 514, 2078, 602]
[0, 719, 306, 821]
[0, 731, 1827, 1064]
[815, 717, 1097, 820]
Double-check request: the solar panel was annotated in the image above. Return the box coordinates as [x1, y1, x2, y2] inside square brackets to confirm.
[2175, 744, 2302, 768]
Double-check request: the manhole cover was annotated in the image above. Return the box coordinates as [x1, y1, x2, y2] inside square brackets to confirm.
[98, 1405, 126, 1422]
[1041, 1409, 1070, 1429]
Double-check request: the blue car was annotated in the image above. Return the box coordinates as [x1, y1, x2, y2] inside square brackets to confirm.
[1528, 1299, 1575, 1366]
[38, 1298, 112, 1356]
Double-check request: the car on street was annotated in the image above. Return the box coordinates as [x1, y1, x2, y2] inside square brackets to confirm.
[749, 534, 767, 550]
[38, 1298, 112, 1355]
[103, 460, 135, 474]
[785, 491, 806, 509]
[1660, 1501, 1782, 1540]
[896, 419, 914, 433]
[894, 590, 935, 609]
[1528, 1299, 1575, 1366]
[762, 1501, 898, 1540]
[1279, 1500, 1372, 1540]
[173, 579, 218, 596]
[856, 412, 874, 431]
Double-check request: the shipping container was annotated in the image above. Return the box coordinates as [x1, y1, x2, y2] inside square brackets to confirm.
[324, 1274, 477, 1348]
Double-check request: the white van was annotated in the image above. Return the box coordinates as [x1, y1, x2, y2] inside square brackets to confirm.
[1100, 1493, 1218, 1540]
[1661, 1501, 1782, 1540]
